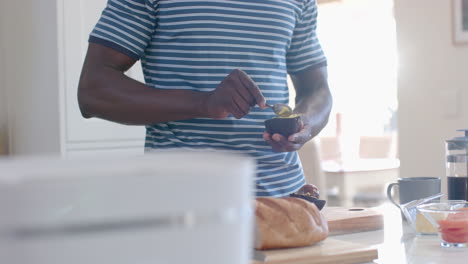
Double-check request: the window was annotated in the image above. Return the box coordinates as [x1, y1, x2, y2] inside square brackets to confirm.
[317, 0, 398, 160]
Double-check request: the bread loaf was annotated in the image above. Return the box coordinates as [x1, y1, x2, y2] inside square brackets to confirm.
[254, 197, 329, 250]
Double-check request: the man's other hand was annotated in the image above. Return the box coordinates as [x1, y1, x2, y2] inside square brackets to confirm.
[263, 121, 314, 152]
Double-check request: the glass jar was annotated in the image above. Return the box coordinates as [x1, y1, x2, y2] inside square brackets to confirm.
[446, 129, 468, 201]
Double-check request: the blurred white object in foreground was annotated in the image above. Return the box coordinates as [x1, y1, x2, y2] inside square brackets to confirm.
[0, 151, 255, 264]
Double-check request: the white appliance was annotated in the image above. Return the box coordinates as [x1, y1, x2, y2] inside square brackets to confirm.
[0, 151, 255, 264]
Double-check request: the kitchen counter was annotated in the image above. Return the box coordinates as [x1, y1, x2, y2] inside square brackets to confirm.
[332, 203, 468, 264]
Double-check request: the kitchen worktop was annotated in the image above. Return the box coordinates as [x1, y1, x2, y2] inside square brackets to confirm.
[332, 203, 468, 264]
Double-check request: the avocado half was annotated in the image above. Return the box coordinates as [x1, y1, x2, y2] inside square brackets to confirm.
[264, 115, 301, 137]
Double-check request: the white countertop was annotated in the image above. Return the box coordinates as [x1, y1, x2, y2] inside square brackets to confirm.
[332, 203, 468, 264]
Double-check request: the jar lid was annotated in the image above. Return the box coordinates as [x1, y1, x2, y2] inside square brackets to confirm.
[446, 129, 468, 150]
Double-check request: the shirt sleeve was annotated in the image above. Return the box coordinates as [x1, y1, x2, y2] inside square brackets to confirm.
[286, 0, 327, 74]
[89, 0, 157, 60]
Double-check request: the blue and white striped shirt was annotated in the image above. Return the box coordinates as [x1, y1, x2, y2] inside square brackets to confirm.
[90, 0, 327, 197]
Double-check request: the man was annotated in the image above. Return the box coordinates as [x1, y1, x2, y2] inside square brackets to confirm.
[78, 0, 332, 197]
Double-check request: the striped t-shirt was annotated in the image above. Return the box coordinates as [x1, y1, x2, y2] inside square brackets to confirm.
[90, 0, 327, 197]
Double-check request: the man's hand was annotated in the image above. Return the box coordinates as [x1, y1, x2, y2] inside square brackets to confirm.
[263, 121, 313, 152]
[263, 66, 332, 153]
[204, 69, 266, 119]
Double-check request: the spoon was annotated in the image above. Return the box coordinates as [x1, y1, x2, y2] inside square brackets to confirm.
[266, 103, 293, 117]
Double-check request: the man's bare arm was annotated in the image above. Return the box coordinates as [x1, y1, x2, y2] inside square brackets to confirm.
[78, 43, 265, 125]
[291, 66, 332, 140]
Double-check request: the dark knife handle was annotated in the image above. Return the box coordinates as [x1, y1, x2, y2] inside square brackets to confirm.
[289, 193, 326, 210]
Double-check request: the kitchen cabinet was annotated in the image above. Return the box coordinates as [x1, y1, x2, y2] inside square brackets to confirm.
[1, 0, 145, 157]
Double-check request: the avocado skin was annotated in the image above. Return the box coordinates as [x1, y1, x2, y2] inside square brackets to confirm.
[264, 116, 301, 137]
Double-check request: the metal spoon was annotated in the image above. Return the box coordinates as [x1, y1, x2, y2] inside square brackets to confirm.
[266, 103, 293, 117]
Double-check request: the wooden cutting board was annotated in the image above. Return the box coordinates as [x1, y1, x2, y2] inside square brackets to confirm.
[252, 238, 378, 264]
[322, 207, 384, 235]
[252, 207, 382, 264]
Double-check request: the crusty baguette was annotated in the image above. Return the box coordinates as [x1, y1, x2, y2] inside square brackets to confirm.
[254, 197, 329, 250]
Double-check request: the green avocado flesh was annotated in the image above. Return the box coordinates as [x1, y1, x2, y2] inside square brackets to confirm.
[275, 113, 299, 118]
[277, 107, 293, 117]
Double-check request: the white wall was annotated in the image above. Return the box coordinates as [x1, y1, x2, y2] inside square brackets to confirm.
[2, 0, 61, 155]
[395, 0, 468, 188]
[0, 51, 7, 155]
[0, 1, 8, 154]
